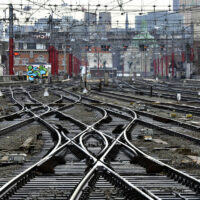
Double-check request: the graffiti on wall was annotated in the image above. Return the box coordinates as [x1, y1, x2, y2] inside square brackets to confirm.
[27, 65, 50, 81]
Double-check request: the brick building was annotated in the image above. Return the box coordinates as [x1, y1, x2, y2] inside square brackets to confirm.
[12, 31, 81, 76]
[13, 49, 82, 76]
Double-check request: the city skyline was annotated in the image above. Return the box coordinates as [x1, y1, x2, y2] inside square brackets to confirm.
[0, 0, 173, 28]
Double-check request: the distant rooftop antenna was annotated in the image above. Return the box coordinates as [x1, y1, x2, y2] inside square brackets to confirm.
[139, 0, 143, 15]
[168, 4, 171, 11]
[125, 12, 129, 30]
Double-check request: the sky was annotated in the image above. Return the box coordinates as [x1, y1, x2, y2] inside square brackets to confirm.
[0, 0, 173, 28]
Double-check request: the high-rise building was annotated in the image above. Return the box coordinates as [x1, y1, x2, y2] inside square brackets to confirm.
[84, 12, 97, 34]
[179, 0, 200, 41]
[173, 0, 180, 11]
[179, 0, 200, 74]
[98, 12, 111, 32]
[179, 0, 200, 9]
[135, 11, 183, 33]
[84, 12, 97, 25]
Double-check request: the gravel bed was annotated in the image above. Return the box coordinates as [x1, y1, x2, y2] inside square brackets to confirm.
[31, 90, 60, 104]
[0, 122, 46, 178]
[62, 104, 103, 125]
[88, 91, 200, 176]
[90, 93, 200, 139]
[131, 124, 200, 176]
[0, 95, 18, 117]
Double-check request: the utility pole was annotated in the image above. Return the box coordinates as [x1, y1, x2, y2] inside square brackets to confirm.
[165, 18, 169, 78]
[153, 5, 156, 78]
[182, 26, 185, 64]
[49, 14, 58, 76]
[172, 31, 175, 78]
[49, 14, 54, 75]
[190, 22, 194, 73]
[9, 4, 14, 75]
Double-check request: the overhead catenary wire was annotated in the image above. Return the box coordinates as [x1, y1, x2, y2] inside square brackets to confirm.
[0, 0, 198, 51]
[0, 0, 199, 28]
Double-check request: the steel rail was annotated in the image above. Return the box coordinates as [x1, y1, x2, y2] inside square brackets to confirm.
[122, 79, 200, 103]
[123, 125, 200, 193]
[49, 87, 149, 199]
[0, 88, 79, 198]
[0, 88, 23, 120]
[0, 85, 85, 198]
[92, 89, 200, 116]
[2, 85, 200, 199]
[78, 91, 200, 194]
[0, 116, 62, 198]
[67, 92, 145, 199]
[79, 130, 109, 158]
[89, 90, 200, 144]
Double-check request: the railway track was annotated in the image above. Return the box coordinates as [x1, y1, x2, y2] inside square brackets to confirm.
[120, 79, 200, 103]
[0, 84, 200, 199]
[89, 89, 200, 145]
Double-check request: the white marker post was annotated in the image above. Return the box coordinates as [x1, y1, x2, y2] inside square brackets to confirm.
[0, 90, 3, 97]
[44, 88, 49, 97]
[177, 93, 181, 102]
[82, 88, 88, 94]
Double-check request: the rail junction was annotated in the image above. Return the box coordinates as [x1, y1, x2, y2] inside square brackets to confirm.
[0, 79, 200, 199]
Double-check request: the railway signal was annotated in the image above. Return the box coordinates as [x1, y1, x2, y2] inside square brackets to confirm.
[139, 44, 148, 51]
[14, 52, 19, 56]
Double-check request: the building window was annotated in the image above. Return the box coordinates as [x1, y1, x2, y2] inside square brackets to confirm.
[27, 43, 36, 49]
[62, 58, 67, 66]
[30, 51, 33, 58]
[19, 43, 23, 50]
[35, 55, 45, 63]
[36, 43, 45, 50]
[15, 43, 19, 50]
[14, 57, 20, 65]
[22, 58, 29, 65]
[101, 45, 110, 51]
[58, 43, 62, 50]
[46, 43, 50, 49]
